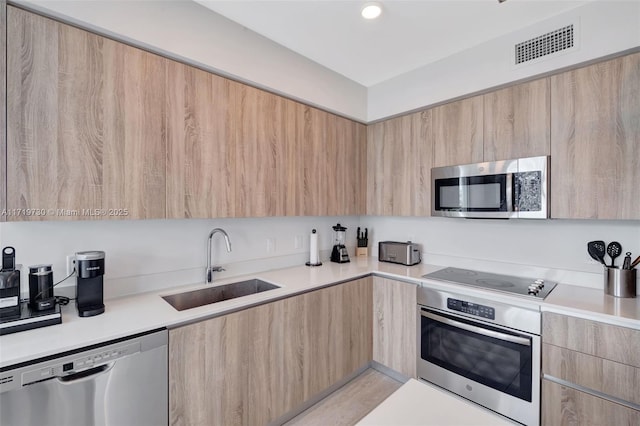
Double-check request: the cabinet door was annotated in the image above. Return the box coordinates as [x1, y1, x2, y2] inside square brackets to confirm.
[542, 380, 640, 426]
[234, 85, 282, 217]
[432, 95, 483, 168]
[550, 53, 640, 219]
[7, 7, 166, 220]
[166, 62, 236, 219]
[326, 115, 366, 216]
[366, 110, 432, 216]
[483, 78, 550, 161]
[372, 277, 417, 378]
[169, 278, 372, 426]
[302, 107, 328, 216]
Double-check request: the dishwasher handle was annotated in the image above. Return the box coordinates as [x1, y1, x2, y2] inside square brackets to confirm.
[59, 363, 113, 383]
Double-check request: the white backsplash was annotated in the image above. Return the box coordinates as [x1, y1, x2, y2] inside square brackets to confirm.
[1, 216, 638, 299]
[0, 217, 360, 299]
[361, 216, 640, 292]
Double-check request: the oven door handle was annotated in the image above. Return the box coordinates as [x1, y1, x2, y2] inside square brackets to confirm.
[421, 310, 531, 347]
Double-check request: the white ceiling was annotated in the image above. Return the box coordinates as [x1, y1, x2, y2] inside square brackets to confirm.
[195, 0, 592, 87]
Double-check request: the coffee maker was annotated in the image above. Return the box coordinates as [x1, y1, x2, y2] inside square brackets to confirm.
[76, 251, 105, 317]
[330, 223, 350, 263]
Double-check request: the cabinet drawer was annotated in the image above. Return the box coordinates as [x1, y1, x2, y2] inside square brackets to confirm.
[543, 343, 640, 406]
[542, 380, 640, 426]
[542, 312, 640, 368]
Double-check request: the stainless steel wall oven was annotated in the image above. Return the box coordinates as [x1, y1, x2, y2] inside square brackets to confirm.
[417, 286, 541, 425]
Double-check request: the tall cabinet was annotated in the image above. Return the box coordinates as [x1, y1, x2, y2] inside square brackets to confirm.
[550, 53, 640, 220]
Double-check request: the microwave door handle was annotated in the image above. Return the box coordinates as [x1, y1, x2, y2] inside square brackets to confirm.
[420, 310, 531, 347]
[506, 173, 514, 212]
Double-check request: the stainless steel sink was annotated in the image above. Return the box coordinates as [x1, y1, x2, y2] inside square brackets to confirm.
[162, 279, 280, 311]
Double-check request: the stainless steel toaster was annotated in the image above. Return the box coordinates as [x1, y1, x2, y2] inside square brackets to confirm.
[378, 241, 421, 266]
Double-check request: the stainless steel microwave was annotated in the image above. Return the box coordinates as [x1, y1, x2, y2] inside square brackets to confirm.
[431, 156, 549, 219]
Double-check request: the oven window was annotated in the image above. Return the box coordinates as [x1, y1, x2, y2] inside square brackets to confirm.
[435, 175, 507, 211]
[421, 310, 532, 402]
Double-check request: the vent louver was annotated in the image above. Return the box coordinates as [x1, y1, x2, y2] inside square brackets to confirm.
[515, 25, 574, 64]
[0, 375, 14, 385]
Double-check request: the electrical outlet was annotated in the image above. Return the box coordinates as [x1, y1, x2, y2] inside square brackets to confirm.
[266, 238, 276, 254]
[66, 255, 76, 275]
[294, 235, 303, 250]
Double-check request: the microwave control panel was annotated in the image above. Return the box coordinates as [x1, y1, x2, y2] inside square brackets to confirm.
[447, 298, 495, 320]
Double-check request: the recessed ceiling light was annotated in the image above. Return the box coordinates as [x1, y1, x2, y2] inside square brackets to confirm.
[361, 2, 382, 20]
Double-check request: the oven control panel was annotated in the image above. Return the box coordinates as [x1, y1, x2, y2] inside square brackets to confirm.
[447, 298, 495, 320]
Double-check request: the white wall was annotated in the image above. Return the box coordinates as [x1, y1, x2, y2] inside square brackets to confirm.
[0, 216, 360, 299]
[14, 0, 368, 121]
[361, 216, 640, 292]
[367, 0, 640, 121]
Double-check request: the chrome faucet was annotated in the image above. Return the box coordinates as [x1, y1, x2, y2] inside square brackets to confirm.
[206, 228, 232, 283]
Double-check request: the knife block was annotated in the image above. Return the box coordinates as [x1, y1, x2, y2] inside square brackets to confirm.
[356, 247, 368, 257]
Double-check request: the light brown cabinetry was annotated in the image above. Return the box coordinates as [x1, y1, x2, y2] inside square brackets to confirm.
[483, 78, 550, 161]
[166, 62, 237, 219]
[0, 0, 6, 221]
[550, 53, 640, 219]
[6, 7, 366, 220]
[366, 111, 432, 216]
[372, 277, 417, 378]
[168, 278, 372, 426]
[7, 7, 166, 220]
[432, 95, 484, 168]
[542, 312, 640, 425]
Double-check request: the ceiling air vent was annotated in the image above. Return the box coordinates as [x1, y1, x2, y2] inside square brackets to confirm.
[515, 25, 574, 65]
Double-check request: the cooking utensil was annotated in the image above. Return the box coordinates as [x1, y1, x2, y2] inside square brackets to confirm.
[606, 241, 622, 267]
[630, 255, 640, 269]
[587, 241, 607, 265]
[622, 252, 632, 270]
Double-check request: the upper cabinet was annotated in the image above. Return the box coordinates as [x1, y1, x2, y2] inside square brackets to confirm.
[7, 7, 166, 221]
[483, 79, 550, 162]
[166, 62, 237, 219]
[550, 53, 640, 220]
[432, 95, 484, 168]
[367, 111, 432, 216]
[5, 7, 366, 220]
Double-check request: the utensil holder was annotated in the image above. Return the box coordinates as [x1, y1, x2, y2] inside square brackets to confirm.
[604, 267, 637, 298]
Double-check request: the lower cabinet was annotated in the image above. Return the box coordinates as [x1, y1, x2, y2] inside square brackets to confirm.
[542, 380, 640, 426]
[541, 312, 640, 425]
[168, 277, 372, 426]
[372, 277, 417, 378]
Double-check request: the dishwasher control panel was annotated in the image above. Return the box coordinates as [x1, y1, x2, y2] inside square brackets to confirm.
[0, 339, 142, 393]
[21, 341, 141, 385]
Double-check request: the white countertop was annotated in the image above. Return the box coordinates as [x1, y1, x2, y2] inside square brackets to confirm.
[2, 257, 639, 368]
[357, 379, 515, 426]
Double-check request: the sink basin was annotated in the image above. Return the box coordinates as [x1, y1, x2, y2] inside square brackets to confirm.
[162, 279, 280, 311]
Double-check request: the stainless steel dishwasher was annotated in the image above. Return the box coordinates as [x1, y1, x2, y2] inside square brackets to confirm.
[0, 329, 168, 426]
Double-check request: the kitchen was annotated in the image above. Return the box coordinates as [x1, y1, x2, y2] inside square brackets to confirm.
[1, 0, 639, 425]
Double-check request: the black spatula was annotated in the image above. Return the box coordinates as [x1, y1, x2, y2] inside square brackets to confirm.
[606, 241, 622, 267]
[587, 240, 606, 266]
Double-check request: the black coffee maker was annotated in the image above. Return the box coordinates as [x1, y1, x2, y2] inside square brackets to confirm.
[76, 251, 105, 317]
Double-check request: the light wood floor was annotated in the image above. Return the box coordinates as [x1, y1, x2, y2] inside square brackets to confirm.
[283, 369, 402, 426]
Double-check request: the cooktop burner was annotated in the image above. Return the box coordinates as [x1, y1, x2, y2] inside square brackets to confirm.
[423, 267, 557, 299]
